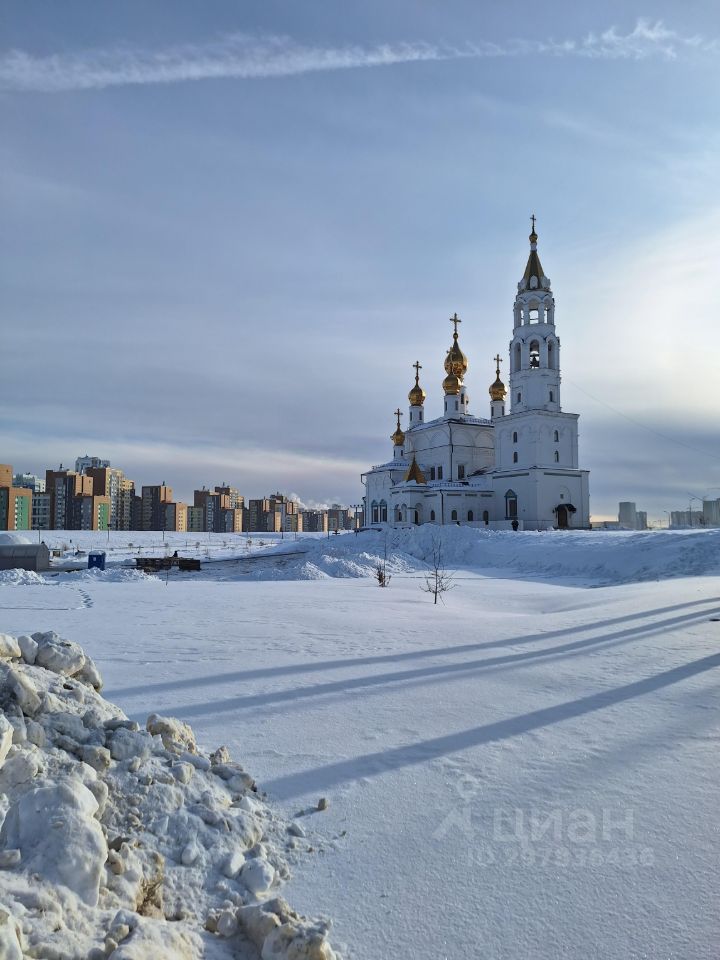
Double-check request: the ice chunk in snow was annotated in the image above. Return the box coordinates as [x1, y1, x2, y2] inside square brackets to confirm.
[0, 635, 20, 660]
[0, 904, 23, 959]
[0, 718, 13, 768]
[146, 713, 196, 754]
[0, 779, 107, 906]
[32, 631, 86, 676]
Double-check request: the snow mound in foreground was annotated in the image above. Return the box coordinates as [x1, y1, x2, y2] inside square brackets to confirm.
[0, 570, 50, 586]
[0, 631, 339, 959]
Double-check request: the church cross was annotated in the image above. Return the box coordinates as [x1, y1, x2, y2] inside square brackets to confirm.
[530, 213, 536, 232]
[394, 408, 403, 427]
[413, 360, 422, 382]
[494, 353, 503, 375]
[450, 312, 462, 337]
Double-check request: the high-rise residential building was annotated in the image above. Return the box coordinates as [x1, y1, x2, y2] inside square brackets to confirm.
[618, 502, 638, 530]
[186, 505, 205, 533]
[13, 473, 45, 493]
[45, 469, 93, 529]
[702, 499, 720, 528]
[636, 511, 648, 530]
[141, 485, 173, 530]
[31, 492, 51, 530]
[300, 509, 328, 533]
[71, 495, 111, 531]
[670, 510, 704, 529]
[87, 467, 136, 530]
[163, 501, 187, 532]
[75, 455, 110, 474]
[215, 485, 244, 509]
[0, 465, 32, 531]
[247, 494, 302, 532]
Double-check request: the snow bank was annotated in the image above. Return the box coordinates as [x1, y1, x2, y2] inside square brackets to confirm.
[226, 527, 720, 586]
[0, 631, 339, 959]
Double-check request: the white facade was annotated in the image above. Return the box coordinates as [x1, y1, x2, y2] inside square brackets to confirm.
[362, 224, 590, 530]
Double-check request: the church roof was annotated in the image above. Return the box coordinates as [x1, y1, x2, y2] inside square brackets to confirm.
[403, 456, 427, 484]
[520, 221, 550, 292]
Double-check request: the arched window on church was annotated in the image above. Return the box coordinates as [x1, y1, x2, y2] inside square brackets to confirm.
[554, 450, 559, 462]
[549, 390, 554, 402]
[513, 452, 518, 463]
[483, 510, 489, 525]
[451, 509, 458, 521]
[467, 511, 474, 522]
[529, 340, 540, 368]
[517, 392, 522, 404]
[548, 340, 556, 369]
[529, 307, 539, 322]
[504, 490, 518, 520]
[513, 431, 518, 443]
[380, 500, 387, 522]
[514, 343, 521, 373]
[430, 510, 435, 522]
[553, 429, 559, 442]
[371, 501, 379, 523]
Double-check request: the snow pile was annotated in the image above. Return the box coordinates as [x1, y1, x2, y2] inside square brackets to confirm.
[235, 527, 720, 585]
[0, 570, 50, 587]
[0, 631, 339, 959]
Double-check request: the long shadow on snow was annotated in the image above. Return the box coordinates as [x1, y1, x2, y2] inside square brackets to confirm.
[164, 605, 719, 722]
[108, 595, 720, 700]
[261, 651, 720, 799]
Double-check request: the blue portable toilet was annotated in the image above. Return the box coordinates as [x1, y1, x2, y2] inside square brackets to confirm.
[88, 551, 106, 571]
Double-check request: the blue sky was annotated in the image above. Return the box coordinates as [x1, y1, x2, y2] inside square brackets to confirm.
[2, 1, 720, 518]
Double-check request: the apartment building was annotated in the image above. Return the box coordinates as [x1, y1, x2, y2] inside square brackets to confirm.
[87, 467, 136, 530]
[141, 485, 173, 530]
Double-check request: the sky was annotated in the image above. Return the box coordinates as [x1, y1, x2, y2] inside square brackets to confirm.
[2, 1, 720, 519]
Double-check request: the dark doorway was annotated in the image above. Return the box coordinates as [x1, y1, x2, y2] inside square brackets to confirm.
[557, 505, 569, 529]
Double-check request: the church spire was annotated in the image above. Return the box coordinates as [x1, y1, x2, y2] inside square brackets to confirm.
[489, 353, 506, 420]
[408, 360, 426, 425]
[391, 408, 405, 461]
[443, 313, 469, 417]
[520, 214, 550, 292]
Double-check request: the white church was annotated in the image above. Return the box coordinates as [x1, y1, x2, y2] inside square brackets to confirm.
[361, 221, 590, 530]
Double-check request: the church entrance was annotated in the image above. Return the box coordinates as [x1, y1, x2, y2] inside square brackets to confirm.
[556, 505, 569, 529]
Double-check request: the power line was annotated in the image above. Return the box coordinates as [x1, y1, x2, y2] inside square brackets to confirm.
[565, 378, 720, 463]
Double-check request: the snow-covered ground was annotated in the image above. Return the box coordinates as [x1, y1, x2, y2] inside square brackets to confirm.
[1, 527, 719, 958]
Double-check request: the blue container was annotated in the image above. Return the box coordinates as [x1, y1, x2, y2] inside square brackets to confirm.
[88, 551, 106, 571]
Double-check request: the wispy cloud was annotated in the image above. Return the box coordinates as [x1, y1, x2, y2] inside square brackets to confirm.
[0, 20, 715, 94]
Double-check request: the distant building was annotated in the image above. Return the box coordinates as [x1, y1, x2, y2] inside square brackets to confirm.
[87, 467, 135, 530]
[702, 498, 720, 528]
[71, 495, 111, 531]
[300, 509, 328, 533]
[0, 465, 32, 531]
[141, 485, 174, 530]
[75, 455, 110, 474]
[186, 505, 205, 533]
[670, 510, 704, 529]
[0, 485, 32, 531]
[13, 473, 45, 493]
[618, 502, 638, 529]
[45, 469, 92, 529]
[163, 501, 187, 532]
[247, 494, 302, 533]
[636, 511, 648, 530]
[31, 492, 51, 530]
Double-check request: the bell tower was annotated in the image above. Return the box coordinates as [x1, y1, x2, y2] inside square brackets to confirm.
[509, 216, 561, 414]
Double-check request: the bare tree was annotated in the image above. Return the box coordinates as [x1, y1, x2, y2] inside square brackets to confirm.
[375, 536, 391, 588]
[421, 535, 455, 604]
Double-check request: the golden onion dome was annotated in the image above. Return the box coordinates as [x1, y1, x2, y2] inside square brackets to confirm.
[489, 353, 506, 401]
[444, 335, 468, 379]
[408, 360, 425, 406]
[391, 409, 405, 446]
[489, 375, 506, 401]
[408, 381, 426, 406]
[442, 372, 461, 396]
